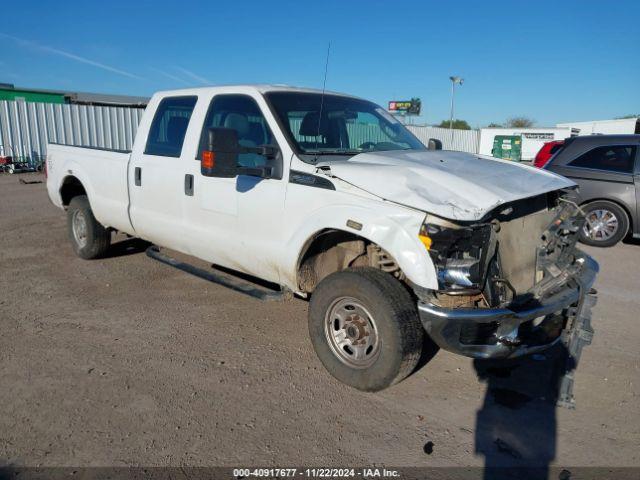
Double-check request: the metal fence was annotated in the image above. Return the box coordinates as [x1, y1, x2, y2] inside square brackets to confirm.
[407, 125, 479, 153]
[288, 116, 480, 154]
[0, 100, 144, 163]
[288, 117, 390, 147]
[0, 99, 480, 165]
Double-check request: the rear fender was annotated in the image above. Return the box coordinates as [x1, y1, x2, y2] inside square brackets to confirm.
[58, 164, 96, 210]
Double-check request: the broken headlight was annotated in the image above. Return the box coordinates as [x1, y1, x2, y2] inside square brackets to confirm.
[421, 218, 495, 292]
[438, 258, 481, 288]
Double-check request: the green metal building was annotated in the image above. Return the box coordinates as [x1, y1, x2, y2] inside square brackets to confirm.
[0, 84, 66, 104]
[0, 83, 148, 107]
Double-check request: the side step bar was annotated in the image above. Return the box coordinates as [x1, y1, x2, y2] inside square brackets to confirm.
[146, 246, 291, 302]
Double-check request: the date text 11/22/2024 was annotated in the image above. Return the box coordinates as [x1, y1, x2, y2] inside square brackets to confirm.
[233, 468, 400, 478]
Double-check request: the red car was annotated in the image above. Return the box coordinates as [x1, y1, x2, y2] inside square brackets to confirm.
[533, 140, 564, 168]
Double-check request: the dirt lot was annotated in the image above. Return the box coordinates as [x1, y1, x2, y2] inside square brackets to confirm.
[1, 173, 639, 471]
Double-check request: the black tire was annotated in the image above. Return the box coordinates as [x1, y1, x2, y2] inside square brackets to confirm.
[579, 200, 629, 247]
[308, 267, 423, 392]
[66, 195, 111, 259]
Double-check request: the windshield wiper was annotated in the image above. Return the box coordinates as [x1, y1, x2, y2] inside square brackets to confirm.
[305, 150, 362, 156]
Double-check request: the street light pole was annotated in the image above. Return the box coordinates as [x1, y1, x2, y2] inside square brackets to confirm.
[449, 76, 463, 145]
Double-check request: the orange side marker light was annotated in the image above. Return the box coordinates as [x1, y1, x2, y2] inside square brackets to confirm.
[202, 151, 216, 169]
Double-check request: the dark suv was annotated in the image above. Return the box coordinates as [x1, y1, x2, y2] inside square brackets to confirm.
[542, 134, 639, 247]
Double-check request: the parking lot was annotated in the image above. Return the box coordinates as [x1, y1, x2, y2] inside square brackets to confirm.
[1, 172, 638, 470]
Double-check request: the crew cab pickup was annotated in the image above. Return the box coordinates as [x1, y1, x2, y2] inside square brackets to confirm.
[46, 85, 598, 395]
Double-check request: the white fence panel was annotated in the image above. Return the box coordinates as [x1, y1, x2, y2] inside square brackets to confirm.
[407, 125, 479, 153]
[282, 118, 479, 154]
[0, 100, 144, 162]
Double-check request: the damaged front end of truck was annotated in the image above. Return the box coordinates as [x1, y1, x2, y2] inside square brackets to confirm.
[416, 190, 598, 407]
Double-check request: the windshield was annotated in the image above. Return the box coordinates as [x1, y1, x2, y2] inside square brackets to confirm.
[265, 92, 425, 157]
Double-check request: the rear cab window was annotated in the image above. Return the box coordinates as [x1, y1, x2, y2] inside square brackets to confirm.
[568, 145, 637, 174]
[145, 96, 198, 157]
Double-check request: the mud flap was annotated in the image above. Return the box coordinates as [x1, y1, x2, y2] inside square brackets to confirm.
[557, 290, 597, 409]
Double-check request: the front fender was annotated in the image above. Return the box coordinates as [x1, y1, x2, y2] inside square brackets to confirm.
[281, 202, 438, 291]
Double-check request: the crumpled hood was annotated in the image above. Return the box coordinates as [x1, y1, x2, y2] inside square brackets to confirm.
[318, 150, 575, 221]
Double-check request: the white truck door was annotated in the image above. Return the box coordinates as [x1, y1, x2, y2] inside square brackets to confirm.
[185, 93, 286, 284]
[128, 95, 198, 251]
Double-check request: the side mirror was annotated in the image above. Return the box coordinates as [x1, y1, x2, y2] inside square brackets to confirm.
[201, 128, 239, 178]
[428, 138, 442, 150]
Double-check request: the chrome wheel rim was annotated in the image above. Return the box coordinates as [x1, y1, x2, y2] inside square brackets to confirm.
[324, 296, 380, 369]
[583, 209, 618, 241]
[72, 210, 88, 248]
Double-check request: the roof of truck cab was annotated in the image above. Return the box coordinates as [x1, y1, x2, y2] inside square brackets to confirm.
[153, 84, 363, 99]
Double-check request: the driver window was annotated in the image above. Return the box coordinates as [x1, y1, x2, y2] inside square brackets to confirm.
[197, 95, 274, 168]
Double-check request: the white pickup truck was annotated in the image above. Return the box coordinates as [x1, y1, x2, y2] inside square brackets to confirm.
[46, 85, 598, 396]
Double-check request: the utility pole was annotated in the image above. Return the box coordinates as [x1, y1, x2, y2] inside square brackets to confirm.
[449, 76, 464, 145]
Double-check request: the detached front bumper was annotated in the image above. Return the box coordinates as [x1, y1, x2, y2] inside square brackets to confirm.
[418, 253, 598, 359]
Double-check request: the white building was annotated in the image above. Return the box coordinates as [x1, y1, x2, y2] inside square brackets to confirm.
[477, 118, 638, 161]
[478, 127, 573, 161]
[556, 117, 639, 135]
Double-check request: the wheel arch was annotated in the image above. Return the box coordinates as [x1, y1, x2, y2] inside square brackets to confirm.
[59, 175, 88, 206]
[291, 220, 438, 294]
[295, 228, 389, 293]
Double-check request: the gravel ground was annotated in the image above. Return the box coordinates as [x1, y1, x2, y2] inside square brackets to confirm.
[0, 173, 638, 471]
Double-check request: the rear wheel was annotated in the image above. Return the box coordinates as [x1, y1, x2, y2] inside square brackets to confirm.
[308, 268, 423, 391]
[579, 201, 629, 247]
[67, 195, 111, 259]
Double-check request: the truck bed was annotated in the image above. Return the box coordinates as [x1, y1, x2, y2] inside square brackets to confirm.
[46, 143, 134, 235]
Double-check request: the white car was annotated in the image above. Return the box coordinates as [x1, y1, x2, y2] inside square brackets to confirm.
[46, 85, 598, 396]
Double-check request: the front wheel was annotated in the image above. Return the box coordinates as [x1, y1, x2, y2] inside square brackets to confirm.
[308, 268, 423, 391]
[579, 201, 629, 247]
[67, 195, 111, 259]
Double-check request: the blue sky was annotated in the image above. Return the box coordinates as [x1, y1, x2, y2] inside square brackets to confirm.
[1, 0, 638, 127]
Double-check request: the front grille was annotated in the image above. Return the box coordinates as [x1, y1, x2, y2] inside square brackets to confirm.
[496, 207, 556, 294]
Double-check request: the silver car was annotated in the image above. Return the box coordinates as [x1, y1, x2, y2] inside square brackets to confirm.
[545, 134, 640, 247]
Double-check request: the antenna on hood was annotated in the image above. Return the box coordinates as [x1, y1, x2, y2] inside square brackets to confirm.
[314, 42, 331, 156]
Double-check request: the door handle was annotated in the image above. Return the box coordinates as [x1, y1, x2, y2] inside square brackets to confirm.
[134, 167, 142, 186]
[184, 174, 194, 196]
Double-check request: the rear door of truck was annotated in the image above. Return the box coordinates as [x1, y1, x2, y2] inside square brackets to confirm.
[127, 95, 198, 251]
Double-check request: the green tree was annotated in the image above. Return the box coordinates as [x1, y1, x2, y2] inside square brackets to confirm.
[486, 122, 503, 128]
[616, 114, 639, 119]
[505, 116, 535, 128]
[437, 119, 471, 130]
